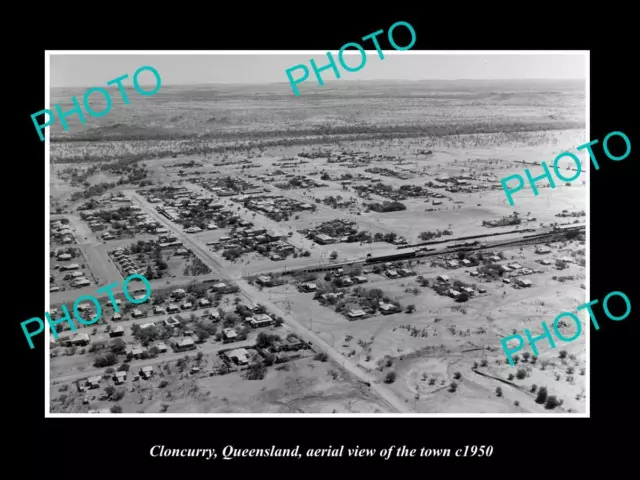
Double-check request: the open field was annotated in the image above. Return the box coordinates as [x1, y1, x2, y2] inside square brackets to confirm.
[49, 75, 586, 414]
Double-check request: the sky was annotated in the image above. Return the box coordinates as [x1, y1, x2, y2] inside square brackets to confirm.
[50, 53, 587, 88]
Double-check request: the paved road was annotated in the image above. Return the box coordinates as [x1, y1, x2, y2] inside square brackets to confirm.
[126, 191, 410, 413]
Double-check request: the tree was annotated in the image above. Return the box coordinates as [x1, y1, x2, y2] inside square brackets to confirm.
[530, 384, 538, 393]
[495, 387, 503, 397]
[105, 367, 115, 375]
[516, 368, 527, 380]
[245, 361, 267, 380]
[545, 395, 561, 409]
[105, 385, 115, 397]
[522, 352, 531, 362]
[110, 404, 123, 413]
[384, 371, 397, 384]
[110, 338, 126, 354]
[535, 386, 548, 404]
[449, 381, 458, 392]
[330, 251, 338, 260]
[406, 304, 416, 314]
[508, 373, 514, 380]
[559, 350, 568, 359]
[453, 371, 462, 380]
[314, 352, 328, 362]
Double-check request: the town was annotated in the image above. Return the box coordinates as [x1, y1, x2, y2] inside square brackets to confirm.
[48, 54, 587, 415]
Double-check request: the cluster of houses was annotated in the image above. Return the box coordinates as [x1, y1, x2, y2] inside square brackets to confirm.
[300, 219, 360, 245]
[434, 275, 488, 299]
[54, 261, 92, 289]
[111, 248, 144, 278]
[232, 194, 315, 220]
[81, 205, 162, 241]
[209, 226, 297, 262]
[51, 219, 75, 245]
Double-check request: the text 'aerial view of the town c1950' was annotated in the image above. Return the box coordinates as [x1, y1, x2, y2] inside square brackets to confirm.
[47, 52, 587, 416]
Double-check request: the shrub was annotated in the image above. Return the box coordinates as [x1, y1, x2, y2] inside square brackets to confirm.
[158, 380, 169, 388]
[516, 368, 527, 380]
[530, 384, 538, 393]
[559, 350, 568, 359]
[112, 389, 125, 401]
[448, 381, 458, 392]
[508, 373, 514, 381]
[535, 386, 548, 404]
[453, 371, 461, 380]
[110, 404, 123, 413]
[384, 371, 397, 384]
[495, 387, 503, 397]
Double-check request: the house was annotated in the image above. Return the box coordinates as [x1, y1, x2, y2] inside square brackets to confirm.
[314, 233, 336, 244]
[139, 322, 155, 330]
[112, 312, 122, 321]
[212, 282, 228, 292]
[516, 278, 533, 288]
[508, 263, 523, 270]
[223, 328, 238, 342]
[448, 289, 462, 298]
[133, 294, 150, 303]
[132, 309, 144, 318]
[385, 269, 398, 278]
[172, 289, 187, 298]
[113, 371, 127, 384]
[446, 260, 459, 268]
[131, 347, 148, 359]
[57, 253, 72, 261]
[72, 278, 91, 288]
[536, 246, 552, 254]
[190, 366, 201, 374]
[166, 304, 180, 314]
[225, 348, 249, 365]
[540, 259, 552, 266]
[284, 337, 304, 351]
[153, 306, 166, 315]
[461, 287, 475, 295]
[198, 298, 211, 307]
[60, 263, 80, 271]
[437, 275, 450, 283]
[341, 277, 354, 286]
[300, 283, 318, 292]
[86, 376, 102, 389]
[257, 275, 272, 286]
[140, 366, 154, 379]
[347, 309, 366, 319]
[180, 302, 193, 310]
[478, 287, 487, 294]
[69, 332, 90, 346]
[176, 338, 196, 352]
[250, 314, 273, 328]
[461, 259, 471, 267]
[354, 276, 368, 284]
[379, 302, 399, 314]
[109, 326, 125, 337]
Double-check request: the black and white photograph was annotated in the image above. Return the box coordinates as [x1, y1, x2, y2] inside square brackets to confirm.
[45, 52, 589, 416]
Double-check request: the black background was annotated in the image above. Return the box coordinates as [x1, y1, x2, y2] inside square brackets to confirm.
[11, 9, 635, 475]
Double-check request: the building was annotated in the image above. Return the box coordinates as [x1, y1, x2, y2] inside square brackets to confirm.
[437, 275, 450, 283]
[87, 376, 102, 389]
[69, 333, 90, 346]
[250, 314, 273, 328]
[225, 348, 249, 365]
[314, 234, 336, 245]
[113, 371, 127, 384]
[347, 309, 366, 319]
[257, 275, 272, 286]
[109, 326, 125, 337]
[140, 366, 154, 379]
[176, 338, 196, 352]
[379, 302, 399, 314]
[223, 329, 238, 342]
